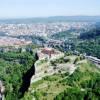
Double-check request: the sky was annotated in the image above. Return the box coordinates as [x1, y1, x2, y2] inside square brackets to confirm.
[0, 0, 100, 18]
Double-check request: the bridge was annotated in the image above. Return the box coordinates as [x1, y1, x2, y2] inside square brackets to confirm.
[85, 56, 100, 65]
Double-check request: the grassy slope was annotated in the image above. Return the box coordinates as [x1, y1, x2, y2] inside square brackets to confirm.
[23, 57, 100, 100]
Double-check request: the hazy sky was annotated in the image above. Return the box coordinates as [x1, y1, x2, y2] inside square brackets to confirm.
[0, 0, 100, 18]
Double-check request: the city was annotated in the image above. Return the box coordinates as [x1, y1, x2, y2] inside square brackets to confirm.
[0, 0, 100, 100]
[0, 22, 94, 37]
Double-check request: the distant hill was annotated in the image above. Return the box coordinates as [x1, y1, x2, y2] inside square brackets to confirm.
[77, 23, 100, 58]
[0, 16, 100, 24]
[50, 31, 75, 40]
[79, 23, 100, 40]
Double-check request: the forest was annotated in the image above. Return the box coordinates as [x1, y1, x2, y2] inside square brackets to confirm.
[77, 24, 100, 58]
[54, 62, 100, 100]
[0, 50, 37, 100]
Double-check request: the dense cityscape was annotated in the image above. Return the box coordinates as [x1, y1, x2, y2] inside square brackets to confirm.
[0, 21, 95, 47]
[0, 22, 94, 36]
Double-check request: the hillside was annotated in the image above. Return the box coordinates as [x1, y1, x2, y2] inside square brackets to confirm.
[55, 61, 100, 100]
[75, 23, 100, 58]
[0, 48, 37, 100]
[50, 30, 77, 40]
[22, 54, 100, 100]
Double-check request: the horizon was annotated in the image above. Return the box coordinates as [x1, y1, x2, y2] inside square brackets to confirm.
[0, 15, 100, 20]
